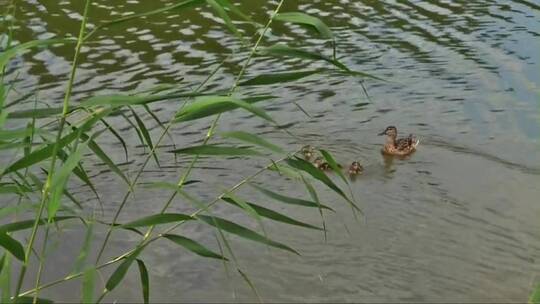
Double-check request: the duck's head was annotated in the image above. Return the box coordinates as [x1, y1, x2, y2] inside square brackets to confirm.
[378, 126, 397, 137]
[349, 161, 363, 174]
[301, 145, 315, 158]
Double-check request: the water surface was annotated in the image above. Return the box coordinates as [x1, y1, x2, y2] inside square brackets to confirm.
[3, 0, 540, 302]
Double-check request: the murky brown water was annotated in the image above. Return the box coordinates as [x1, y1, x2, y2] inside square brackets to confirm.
[3, 0, 540, 302]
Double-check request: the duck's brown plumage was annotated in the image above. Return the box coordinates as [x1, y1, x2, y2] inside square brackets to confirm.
[379, 126, 419, 156]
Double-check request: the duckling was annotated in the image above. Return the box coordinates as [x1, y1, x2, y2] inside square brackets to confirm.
[313, 157, 330, 170]
[300, 145, 315, 160]
[378, 126, 419, 156]
[348, 161, 363, 176]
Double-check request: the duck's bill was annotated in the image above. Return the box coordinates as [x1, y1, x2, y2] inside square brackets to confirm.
[377, 131, 386, 135]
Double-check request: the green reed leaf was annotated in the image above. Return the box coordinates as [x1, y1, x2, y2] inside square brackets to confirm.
[250, 183, 333, 210]
[207, 0, 242, 38]
[0, 233, 24, 261]
[0, 216, 78, 233]
[286, 157, 359, 210]
[163, 234, 227, 260]
[530, 283, 540, 304]
[240, 70, 322, 86]
[215, 0, 256, 25]
[222, 197, 322, 230]
[130, 108, 159, 167]
[0, 254, 11, 304]
[0, 128, 47, 141]
[320, 149, 347, 184]
[174, 95, 274, 123]
[169, 144, 262, 156]
[197, 215, 299, 255]
[300, 174, 327, 240]
[136, 259, 150, 304]
[95, 0, 205, 31]
[258, 44, 383, 81]
[275, 12, 333, 39]
[0, 38, 74, 71]
[105, 245, 146, 292]
[16, 296, 54, 304]
[81, 267, 96, 304]
[120, 213, 193, 228]
[72, 222, 94, 274]
[237, 268, 262, 302]
[87, 138, 130, 185]
[219, 131, 283, 153]
[6, 107, 67, 119]
[0, 202, 34, 220]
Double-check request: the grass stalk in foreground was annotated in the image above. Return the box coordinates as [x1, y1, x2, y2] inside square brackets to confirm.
[12, 0, 92, 302]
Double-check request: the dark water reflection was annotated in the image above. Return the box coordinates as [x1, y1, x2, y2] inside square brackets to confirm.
[3, 0, 540, 302]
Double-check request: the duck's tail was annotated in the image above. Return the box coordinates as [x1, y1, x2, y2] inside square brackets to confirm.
[413, 138, 420, 148]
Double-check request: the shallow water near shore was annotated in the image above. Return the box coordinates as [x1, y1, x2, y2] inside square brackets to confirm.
[4, 0, 540, 302]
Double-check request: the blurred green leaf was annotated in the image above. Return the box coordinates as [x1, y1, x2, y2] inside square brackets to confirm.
[0, 216, 77, 233]
[16, 296, 54, 304]
[0, 38, 74, 71]
[219, 131, 283, 153]
[197, 215, 299, 255]
[222, 197, 322, 230]
[174, 95, 274, 123]
[163, 234, 227, 260]
[136, 259, 149, 304]
[169, 144, 262, 156]
[275, 12, 333, 39]
[530, 283, 540, 304]
[320, 149, 347, 184]
[207, 0, 242, 38]
[130, 108, 159, 167]
[105, 245, 146, 292]
[120, 213, 193, 228]
[81, 268, 95, 304]
[286, 157, 358, 210]
[250, 183, 333, 210]
[0, 233, 24, 261]
[240, 70, 322, 86]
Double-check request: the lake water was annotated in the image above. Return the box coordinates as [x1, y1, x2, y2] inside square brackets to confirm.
[3, 0, 540, 302]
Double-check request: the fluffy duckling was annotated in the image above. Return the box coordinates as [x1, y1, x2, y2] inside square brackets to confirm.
[313, 157, 330, 171]
[378, 126, 420, 156]
[348, 161, 363, 176]
[301, 145, 315, 160]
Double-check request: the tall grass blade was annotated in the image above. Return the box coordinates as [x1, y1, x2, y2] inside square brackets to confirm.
[120, 213, 193, 228]
[105, 245, 146, 292]
[207, 0, 242, 38]
[197, 215, 299, 255]
[0, 38, 74, 71]
[16, 296, 54, 304]
[258, 44, 383, 81]
[0, 216, 77, 233]
[286, 157, 358, 210]
[174, 95, 274, 123]
[130, 108, 159, 167]
[275, 12, 333, 39]
[6, 107, 66, 119]
[48, 142, 89, 219]
[250, 183, 333, 210]
[163, 234, 227, 260]
[222, 197, 322, 230]
[0, 233, 25, 261]
[81, 268, 95, 304]
[237, 269, 262, 302]
[136, 259, 149, 304]
[239, 70, 322, 86]
[530, 284, 540, 304]
[300, 174, 327, 241]
[72, 222, 94, 274]
[215, 0, 256, 24]
[219, 131, 283, 153]
[320, 149, 347, 184]
[169, 144, 262, 156]
[87, 138, 130, 185]
[0, 254, 10, 303]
